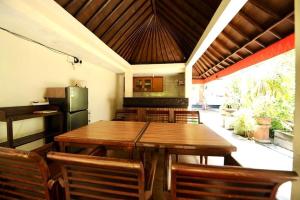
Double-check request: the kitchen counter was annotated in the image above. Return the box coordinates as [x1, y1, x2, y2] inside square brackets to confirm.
[123, 97, 188, 108]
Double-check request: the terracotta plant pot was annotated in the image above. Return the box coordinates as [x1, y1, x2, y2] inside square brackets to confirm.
[253, 125, 270, 143]
[256, 117, 272, 125]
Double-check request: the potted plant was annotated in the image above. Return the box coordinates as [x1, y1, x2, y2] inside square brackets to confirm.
[233, 109, 256, 138]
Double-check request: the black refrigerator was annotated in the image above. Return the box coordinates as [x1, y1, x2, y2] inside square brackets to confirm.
[46, 87, 88, 132]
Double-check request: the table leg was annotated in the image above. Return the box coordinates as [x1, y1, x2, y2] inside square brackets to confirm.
[164, 149, 170, 191]
[128, 147, 134, 160]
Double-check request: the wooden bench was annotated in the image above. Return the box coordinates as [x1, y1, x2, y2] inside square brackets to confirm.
[170, 162, 298, 200]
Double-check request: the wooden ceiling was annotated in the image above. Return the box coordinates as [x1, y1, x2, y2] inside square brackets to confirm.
[54, 0, 222, 64]
[192, 0, 295, 79]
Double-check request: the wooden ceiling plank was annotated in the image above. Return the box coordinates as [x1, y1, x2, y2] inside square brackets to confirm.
[158, 0, 204, 38]
[151, 17, 158, 62]
[94, 0, 135, 37]
[158, 10, 198, 46]
[65, 0, 89, 15]
[157, 2, 200, 40]
[85, 0, 121, 31]
[227, 23, 251, 42]
[75, 0, 107, 24]
[239, 10, 264, 32]
[145, 20, 156, 63]
[193, 62, 202, 76]
[185, 0, 216, 20]
[110, 8, 152, 50]
[99, 0, 147, 40]
[151, 0, 156, 16]
[155, 17, 163, 63]
[117, 17, 147, 56]
[221, 31, 241, 50]
[157, 18, 176, 62]
[248, 0, 280, 20]
[160, 17, 193, 56]
[202, 54, 215, 67]
[73, 0, 93, 17]
[104, 1, 150, 43]
[268, 30, 282, 39]
[254, 40, 266, 48]
[243, 46, 254, 55]
[156, 17, 169, 63]
[214, 39, 233, 55]
[56, 0, 72, 7]
[163, 26, 184, 62]
[205, 49, 221, 64]
[172, 0, 209, 30]
[134, 16, 154, 63]
[201, 11, 294, 77]
[124, 23, 148, 60]
[196, 61, 206, 74]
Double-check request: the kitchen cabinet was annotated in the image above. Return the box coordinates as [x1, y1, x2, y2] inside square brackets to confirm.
[133, 77, 163, 92]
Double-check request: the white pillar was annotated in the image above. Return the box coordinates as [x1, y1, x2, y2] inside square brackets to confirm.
[292, 0, 300, 198]
[185, 65, 192, 106]
[124, 70, 133, 97]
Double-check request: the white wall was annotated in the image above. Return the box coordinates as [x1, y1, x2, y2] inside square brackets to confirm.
[0, 30, 117, 150]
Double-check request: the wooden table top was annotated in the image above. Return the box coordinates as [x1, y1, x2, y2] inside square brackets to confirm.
[137, 122, 236, 152]
[55, 121, 147, 147]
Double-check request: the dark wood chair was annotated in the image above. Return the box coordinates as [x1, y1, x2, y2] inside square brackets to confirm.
[114, 109, 138, 121]
[145, 110, 170, 123]
[171, 162, 298, 200]
[174, 110, 200, 124]
[0, 146, 60, 200]
[47, 151, 158, 200]
[173, 110, 206, 163]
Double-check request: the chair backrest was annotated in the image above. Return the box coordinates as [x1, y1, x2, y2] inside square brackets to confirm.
[171, 163, 298, 200]
[174, 110, 200, 124]
[145, 110, 169, 123]
[0, 146, 51, 200]
[114, 109, 138, 121]
[47, 151, 145, 200]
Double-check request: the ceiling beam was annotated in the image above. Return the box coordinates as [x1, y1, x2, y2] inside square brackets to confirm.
[186, 0, 248, 69]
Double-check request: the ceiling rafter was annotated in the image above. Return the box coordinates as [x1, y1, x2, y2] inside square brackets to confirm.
[194, 6, 294, 79]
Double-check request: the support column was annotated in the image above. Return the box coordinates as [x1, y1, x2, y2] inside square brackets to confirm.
[124, 70, 133, 97]
[292, 0, 300, 198]
[185, 65, 192, 107]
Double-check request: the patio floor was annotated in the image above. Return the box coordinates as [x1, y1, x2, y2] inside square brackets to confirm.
[200, 109, 293, 200]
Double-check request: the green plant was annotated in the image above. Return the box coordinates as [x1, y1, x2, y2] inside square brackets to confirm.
[233, 109, 256, 137]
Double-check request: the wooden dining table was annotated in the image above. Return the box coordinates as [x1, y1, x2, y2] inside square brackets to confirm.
[54, 120, 147, 156]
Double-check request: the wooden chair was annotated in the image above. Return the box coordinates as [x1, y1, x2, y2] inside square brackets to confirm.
[47, 151, 158, 200]
[173, 110, 206, 163]
[171, 163, 298, 200]
[114, 109, 138, 121]
[174, 110, 200, 124]
[145, 110, 170, 123]
[0, 146, 60, 200]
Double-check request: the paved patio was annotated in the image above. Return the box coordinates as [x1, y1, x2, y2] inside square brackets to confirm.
[200, 109, 293, 200]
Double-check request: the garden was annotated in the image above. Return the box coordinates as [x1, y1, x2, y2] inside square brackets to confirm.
[220, 50, 295, 150]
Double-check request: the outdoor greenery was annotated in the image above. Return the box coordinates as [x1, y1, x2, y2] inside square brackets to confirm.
[221, 50, 295, 136]
[233, 109, 256, 137]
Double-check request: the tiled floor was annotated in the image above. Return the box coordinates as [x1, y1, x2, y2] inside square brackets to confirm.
[200, 109, 294, 200]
